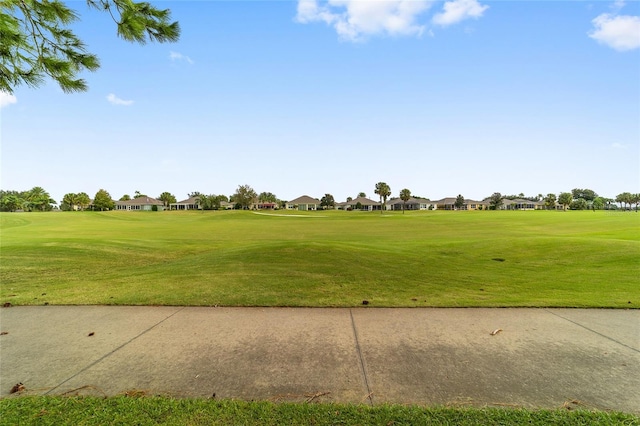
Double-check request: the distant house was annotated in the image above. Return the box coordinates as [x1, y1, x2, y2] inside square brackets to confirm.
[433, 198, 488, 211]
[339, 196, 381, 211]
[170, 196, 200, 210]
[74, 199, 93, 211]
[499, 198, 546, 210]
[465, 199, 490, 210]
[387, 197, 434, 211]
[433, 197, 458, 210]
[286, 195, 321, 211]
[115, 196, 164, 211]
[219, 201, 234, 210]
[256, 202, 277, 210]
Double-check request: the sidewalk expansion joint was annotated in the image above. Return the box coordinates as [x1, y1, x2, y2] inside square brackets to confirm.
[544, 309, 639, 354]
[45, 306, 186, 395]
[349, 308, 373, 406]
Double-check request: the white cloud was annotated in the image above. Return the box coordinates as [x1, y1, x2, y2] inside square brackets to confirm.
[611, 0, 626, 13]
[169, 51, 194, 64]
[106, 93, 134, 106]
[589, 13, 640, 51]
[432, 0, 489, 27]
[611, 142, 627, 149]
[296, 0, 432, 41]
[0, 91, 17, 108]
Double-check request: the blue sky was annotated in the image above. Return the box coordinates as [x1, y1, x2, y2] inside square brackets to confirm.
[1, 0, 639, 204]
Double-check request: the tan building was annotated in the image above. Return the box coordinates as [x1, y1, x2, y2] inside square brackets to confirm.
[115, 196, 164, 211]
[286, 195, 322, 211]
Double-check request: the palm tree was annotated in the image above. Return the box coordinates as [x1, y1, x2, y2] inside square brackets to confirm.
[24, 187, 53, 211]
[76, 192, 91, 210]
[632, 193, 640, 211]
[374, 182, 391, 214]
[62, 193, 78, 210]
[558, 192, 572, 211]
[158, 191, 176, 208]
[399, 188, 411, 214]
[616, 192, 633, 210]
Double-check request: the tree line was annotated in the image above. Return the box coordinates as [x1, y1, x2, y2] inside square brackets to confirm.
[1, 185, 639, 212]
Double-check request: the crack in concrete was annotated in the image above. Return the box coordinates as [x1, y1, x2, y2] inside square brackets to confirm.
[544, 309, 640, 354]
[45, 307, 186, 395]
[350, 309, 373, 405]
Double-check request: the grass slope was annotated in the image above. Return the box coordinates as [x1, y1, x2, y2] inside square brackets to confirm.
[1, 210, 638, 307]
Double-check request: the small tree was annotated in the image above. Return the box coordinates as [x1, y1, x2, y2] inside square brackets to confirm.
[399, 188, 411, 214]
[570, 198, 588, 210]
[558, 192, 573, 211]
[258, 192, 278, 203]
[196, 194, 210, 210]
[76, 192, 91, 210]
[572, 188, 598, 202]
[233, 184, 257, 210]
[158, 192, 176, 208]
[23, 187, 55, 211]
[358, 192, 366, 198]
[320, 194, 335, 210]
[544, 193, 557, 210]
[62, 193, 78, 211]
[454, 194, 465, 210]
[0, 193, 23, 212]
[93, 189, 115, 211]
[119, 194, 131, 201]
[374, 182, 391, 214]
[615, 192, 627, 210]
[592, 197, 604, 210]
[488, 192, 503, 210]
[632, 193, 640, 211]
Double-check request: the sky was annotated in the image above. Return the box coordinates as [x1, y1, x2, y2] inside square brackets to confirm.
[1, 0, 639, 204]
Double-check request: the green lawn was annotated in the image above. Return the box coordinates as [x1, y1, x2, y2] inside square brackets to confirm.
[0, 397, 637, 426]
[1, 210, 638, 307]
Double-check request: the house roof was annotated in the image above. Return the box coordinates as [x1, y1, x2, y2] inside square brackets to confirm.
[388, 197, 431, 206]
[116, 196, 163, 206]
[433, 197, 458, 205]
[433, 197, 489, 205]
[504, 198, 545, 205]
[288, 195, 321, 205]
[346, 196, 380, 206]
[173, 196, 200, 205]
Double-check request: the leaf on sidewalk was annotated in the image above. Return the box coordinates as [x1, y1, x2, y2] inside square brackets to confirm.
[10, 383, 25, 394]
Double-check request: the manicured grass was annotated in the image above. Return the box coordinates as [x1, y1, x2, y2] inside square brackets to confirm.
[1, 210, 638, 307]
[0, 396, 637, 425]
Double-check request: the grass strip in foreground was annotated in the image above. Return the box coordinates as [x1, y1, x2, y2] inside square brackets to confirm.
[0, 397, 638, 425]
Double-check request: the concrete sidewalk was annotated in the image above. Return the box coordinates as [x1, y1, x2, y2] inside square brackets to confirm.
[0, 307, 638, 413]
